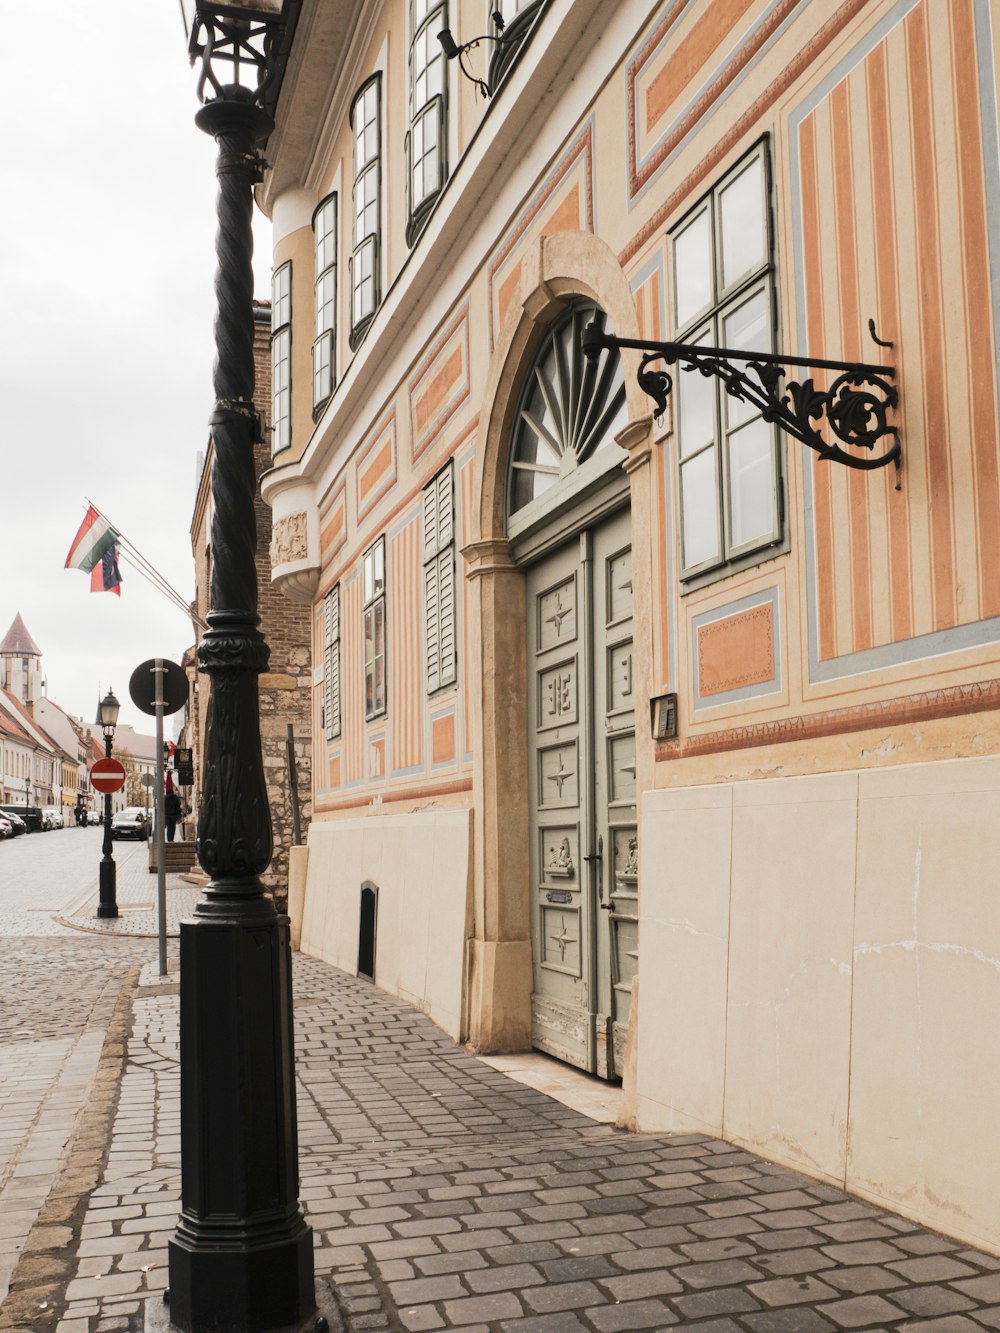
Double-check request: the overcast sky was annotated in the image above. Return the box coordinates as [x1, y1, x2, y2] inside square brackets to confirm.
[2, 0, 272, 734]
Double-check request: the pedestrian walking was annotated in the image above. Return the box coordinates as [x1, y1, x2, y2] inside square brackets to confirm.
[164, 788, 182, 842]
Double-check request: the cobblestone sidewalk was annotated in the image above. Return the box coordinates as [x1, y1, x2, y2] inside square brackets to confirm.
[18, 954, 1000, 1333]
[56, 846, 202, 939]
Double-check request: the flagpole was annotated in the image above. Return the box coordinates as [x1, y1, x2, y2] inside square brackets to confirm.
[81, 498, 207, 629]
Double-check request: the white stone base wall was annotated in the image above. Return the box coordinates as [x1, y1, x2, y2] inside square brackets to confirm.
[299, 808, 473, 1040]
[637, 755, 1000, 1252]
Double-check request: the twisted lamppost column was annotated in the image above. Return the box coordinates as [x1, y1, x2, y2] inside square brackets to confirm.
[166, 69, 315, 1333]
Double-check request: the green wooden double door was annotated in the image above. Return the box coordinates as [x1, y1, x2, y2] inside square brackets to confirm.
[526, 507, 638, 1080]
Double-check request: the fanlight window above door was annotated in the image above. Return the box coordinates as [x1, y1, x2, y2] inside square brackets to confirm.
[507, 303, 627, 520]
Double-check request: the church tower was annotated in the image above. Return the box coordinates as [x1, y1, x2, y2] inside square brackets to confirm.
[0, 613, 44, 705]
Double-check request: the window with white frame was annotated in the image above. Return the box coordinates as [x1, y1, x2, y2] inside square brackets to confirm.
[406, 0, 448, 246]
[323, 583, 341, 741]
[271, 262, 292, 455]
[671, 141, 780, 580]
[350, 76, 381, 347]
[423, 463, 457, 693]
[313, 194, 337, 413]
[362, 537, 386, 720]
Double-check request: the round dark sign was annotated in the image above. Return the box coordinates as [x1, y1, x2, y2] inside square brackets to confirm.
[129, 658, 188, 717]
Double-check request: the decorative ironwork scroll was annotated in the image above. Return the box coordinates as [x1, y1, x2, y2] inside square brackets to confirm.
[582, 322, 901, 485]
[187, 2, 298, 109]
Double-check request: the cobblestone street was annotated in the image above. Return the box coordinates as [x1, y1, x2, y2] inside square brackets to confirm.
[5, 836, 1000, 1332]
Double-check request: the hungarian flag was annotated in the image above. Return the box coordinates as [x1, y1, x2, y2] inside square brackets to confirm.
[65, 506, 123, 596]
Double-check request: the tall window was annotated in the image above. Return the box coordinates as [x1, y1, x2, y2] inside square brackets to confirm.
[671, 141, 780, 580]
[423, 463, 457, 693]
[362, 537, 386, 720]
[313, 194, 337, 413]
[406, 0, 448, 246]
[350, 76, 381, 347]
[489, 0, 544, 89]
[271, 262, 292, 455]
[323, 583, 341, 741]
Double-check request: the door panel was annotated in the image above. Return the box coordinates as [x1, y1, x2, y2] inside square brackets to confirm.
[527, 509, 635, 1079]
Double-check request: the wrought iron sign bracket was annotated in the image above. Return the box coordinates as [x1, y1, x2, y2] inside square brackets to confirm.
[438, 9, 509, 98]
[582, 318, 901, 488]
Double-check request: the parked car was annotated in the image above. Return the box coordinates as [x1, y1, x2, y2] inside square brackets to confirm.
[111, 807, 149, 841]
[0, 804, 42, 832]
[2, 810, 27, 836]
[0, 816, 13, 839]
[87, 810, 102, 825]
[42, 807, 64, 829]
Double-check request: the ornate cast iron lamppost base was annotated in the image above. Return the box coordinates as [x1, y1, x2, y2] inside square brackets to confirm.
[167, 61, 314, 1333]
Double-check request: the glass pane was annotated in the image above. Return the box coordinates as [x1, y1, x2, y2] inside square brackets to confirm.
[374, 540, 385, 594]
[271, 263, 290, 329]
[316, 271, 336, 333]
[673, 208, 712, 329]
[727, 415, 774, 551]
[720, 156, 765, 290]
[681, 447, 721, 570]
[412, 20, 445, 110]
[315, 197, 336, 272]
[679, 341, 716, 458]
[723, 289, 768, 429]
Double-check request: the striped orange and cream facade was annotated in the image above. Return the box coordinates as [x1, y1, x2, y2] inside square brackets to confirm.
[260, 0, 1000, 1249]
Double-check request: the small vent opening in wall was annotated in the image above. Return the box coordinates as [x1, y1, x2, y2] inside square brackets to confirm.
[358, 881, 378, 981]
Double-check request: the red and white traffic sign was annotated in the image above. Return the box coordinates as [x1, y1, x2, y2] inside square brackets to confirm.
[90, 757, 127, 794]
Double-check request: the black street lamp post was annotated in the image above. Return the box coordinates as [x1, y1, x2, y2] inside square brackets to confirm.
[166, 5, 314, 1332]
[97, 688, 120, 918]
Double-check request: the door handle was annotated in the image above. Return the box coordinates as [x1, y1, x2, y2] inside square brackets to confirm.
[584, 834, 604, 900]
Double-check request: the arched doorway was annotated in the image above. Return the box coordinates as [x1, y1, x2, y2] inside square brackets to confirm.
[506, 300, 636, 1079]
[463, 232, 653, 1069]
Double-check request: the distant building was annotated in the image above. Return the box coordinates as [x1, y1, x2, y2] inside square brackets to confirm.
[0, 688, 56, 807]
[0, 613, 44, 706]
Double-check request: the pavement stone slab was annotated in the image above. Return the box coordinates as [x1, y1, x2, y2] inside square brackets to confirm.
[5, 886, 1000, 1333]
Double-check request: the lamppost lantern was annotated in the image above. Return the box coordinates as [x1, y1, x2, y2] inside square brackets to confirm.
[184, 0, 293, 109]
[98, 687, 121, 734]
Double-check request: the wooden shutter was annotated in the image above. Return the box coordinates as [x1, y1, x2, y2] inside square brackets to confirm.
[423, 464, 456, 693]
[425, 557, 440, 695]
[437, 549, 456, 688]
[323, 585, 340, 740]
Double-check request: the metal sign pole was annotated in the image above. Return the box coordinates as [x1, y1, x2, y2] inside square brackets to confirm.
[154, 659, 168, 977]
[286, 723, 301, 846]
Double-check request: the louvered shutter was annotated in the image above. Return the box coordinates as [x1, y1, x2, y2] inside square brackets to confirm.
[425, 557, 440, 695]
[437, 549, 456, 687]
[423, 463, 456, 694]
[323, 586, 341, 740]
[436, 467, 453, 549]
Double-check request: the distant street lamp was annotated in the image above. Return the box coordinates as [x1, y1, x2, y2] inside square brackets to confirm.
[165, 5, 314, 1332]
[96, 688, 120, 918]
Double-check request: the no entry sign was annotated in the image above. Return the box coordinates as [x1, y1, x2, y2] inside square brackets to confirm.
[90, 757, 127, 794]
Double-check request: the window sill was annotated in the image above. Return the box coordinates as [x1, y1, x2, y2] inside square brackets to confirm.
[678, 536, 788, 596]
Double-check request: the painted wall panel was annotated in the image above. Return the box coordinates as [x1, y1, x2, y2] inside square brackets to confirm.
[795, 0, 1000, 669]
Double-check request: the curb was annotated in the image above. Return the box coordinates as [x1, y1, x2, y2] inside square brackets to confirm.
[0, 964, 141, 1333]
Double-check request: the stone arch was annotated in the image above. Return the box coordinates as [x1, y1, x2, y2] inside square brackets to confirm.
[474, 230, 650, 548]
[462, 230, 654, 1055]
